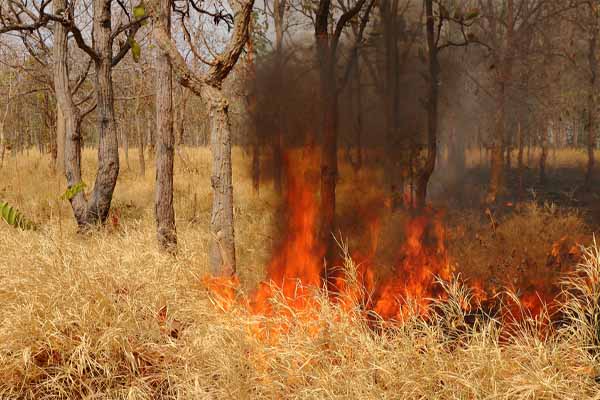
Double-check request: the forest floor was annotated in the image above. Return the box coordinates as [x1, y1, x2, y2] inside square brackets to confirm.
[1, 147, 600, 399]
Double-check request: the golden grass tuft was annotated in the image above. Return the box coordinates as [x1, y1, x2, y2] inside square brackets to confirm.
[1, 148, 599, 398]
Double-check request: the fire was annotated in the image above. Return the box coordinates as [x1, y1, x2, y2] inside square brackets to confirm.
[250, 147, 325, 315]
[372, 210, 452, 320]
[202, 146, 582, 339]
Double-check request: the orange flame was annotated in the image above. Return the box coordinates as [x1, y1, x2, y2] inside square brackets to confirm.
[372, 210, 452, 320]
[202, 146, 581, 339]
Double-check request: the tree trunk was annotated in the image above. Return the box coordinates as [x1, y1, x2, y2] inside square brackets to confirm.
[85, 0, 120, 224]
[540, 125, 548, 185]
[487, 99, 505, 204]
[121, 124, 130, 170]
[136, 100, 146, 177]
[246, 19, 260, 195]
[354, 60, 363, 172]
[207, 87, 236, 276]
[415, 0, 438, 209]
[381, 0, 402, 209]
[316, 0, 338, 262]
[155, 0, 177, 253]
[585, 15, 598, 188]
[147, 112, 155, 160]
[0, 123, 5, 169]
[272, 0, 286, 195]
[517, 121, 524, 196]
[56, 103, 66, 173]
[53, 0, 87, 225]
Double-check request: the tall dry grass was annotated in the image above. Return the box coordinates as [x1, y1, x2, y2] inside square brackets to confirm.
[0, 148, 599, 399]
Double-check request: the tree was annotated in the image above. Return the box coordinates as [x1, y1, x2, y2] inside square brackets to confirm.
[152, 0, 254, 276]
[155, 0, 176, 252]
[314, 0, 375, 263]
[0, 0, 145, 228]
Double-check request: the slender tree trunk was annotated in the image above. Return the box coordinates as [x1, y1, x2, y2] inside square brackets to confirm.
[415, 0, 438, 209]
[53, 0, 87, 225]
[122, 124, 130, 170]
[272, 0, 286, 194]
[207, 87, 236, 276]
[316, 0, 338, 262]
[155, 0, 177, 252]
[0, 76, 12, 169]
[540, 125, 548, 185]
[381, 0, 402, 208]
[0, 123, 5, 169]
[585, 15, 598, 188]
[517, 121, 524, 196]
[246, 19, 260, 195]
[147, 110, 155, 160]
[354, 60, 363, 172]
[486, 0, 514, 204]
[136, 95, 146, 177]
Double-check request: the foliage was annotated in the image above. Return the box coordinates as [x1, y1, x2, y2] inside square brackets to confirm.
[0, 200, 37, 230]
[60, 181, 87, 201]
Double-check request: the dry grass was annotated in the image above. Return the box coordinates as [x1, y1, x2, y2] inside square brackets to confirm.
[1, 148, 600, 399]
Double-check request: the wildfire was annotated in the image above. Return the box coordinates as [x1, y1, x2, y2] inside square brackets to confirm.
[203, 147, 580, 339]
[372, 210, 453, 320]
[250, 147, 324, 315]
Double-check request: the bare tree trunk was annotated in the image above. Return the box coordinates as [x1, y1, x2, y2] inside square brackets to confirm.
[415, 0, 438, 209]
[539, 125, 548, 185]
[517, 121, 524, 196]
[381, 0, 403, 209]
[152, 0, 254, 276]
[138, 117, 146, 176]
[53, 0, 87, 225]
[354, 60, 363, 172]
[585, 15, 598, 188]
[0, 123, 5, 169]
[84, 0, 120, 224]
[316, 0, 339, 262]
[272, 0, 286, 195]
[0, 75, 13, 169]
[485, 0, 515, 204]
[135, 94, 146, 177]
[56, 103, 66, 173]
[246, 19, 260, 195]
[147, 111, 155, 161]
[207, 87, 236, 276]
[155, 0, 177, 252]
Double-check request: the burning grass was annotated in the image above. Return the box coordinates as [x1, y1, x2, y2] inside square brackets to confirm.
[1, 148, 600, 398]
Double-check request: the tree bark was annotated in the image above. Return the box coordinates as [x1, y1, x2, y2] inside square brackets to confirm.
[316, 0, 339, 261]
[155, 0, 177, 252]
[517, 121, 524, 195]
[207, 87, 236, 276]
[415, 0, 438, 209]
[272, 0, 286, 194]
[540, 125, 548, 185]
[151, 0, 254, 276]
[585, 11, 598, 188]
[53, 0, 87, 225]
[85, 0, 120, 224]
[56, 103, 66, 173]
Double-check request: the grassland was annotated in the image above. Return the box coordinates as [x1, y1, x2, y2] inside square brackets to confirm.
[1, 147, 600, 399]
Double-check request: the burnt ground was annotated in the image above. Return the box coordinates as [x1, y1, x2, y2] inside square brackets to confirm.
[434, 164, 600, 227]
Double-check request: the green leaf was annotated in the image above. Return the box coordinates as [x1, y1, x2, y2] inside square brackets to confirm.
[0, 200, 37, 230]
[60, 181, 87, 201]
[133, 4, 146, 19]
[130, 38, 142, 63]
